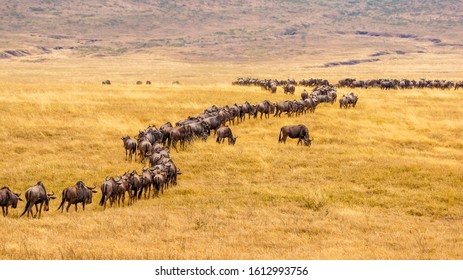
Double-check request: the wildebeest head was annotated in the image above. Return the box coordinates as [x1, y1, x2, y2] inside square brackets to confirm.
[44, 191, 56, 211]
[11, 191, 22, 208]
[229, 136, 237, 145]
[303, 136, 314, 147]
[1, 187, 22, 208]
[85, 184, 98, 204]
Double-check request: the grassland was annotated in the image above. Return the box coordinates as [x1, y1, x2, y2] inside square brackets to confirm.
[0, 53, 462, 259]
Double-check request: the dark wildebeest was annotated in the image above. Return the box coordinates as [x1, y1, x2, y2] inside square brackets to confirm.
[138, 167, 153, 199]
[127, 170, 141, 204]
[102, 80, 111, 85]
[274, 101, 296, 117]
[216, 126, 237, 145]
[0, 186, 22, 217]
[240, 101, 254, 121]
[303, 97, 318, 113]
[136, 81, 143, 85]
[146, 81, 151, 85]
[283, 84, 295, 94]
[20, 181, 56, 218]
[301, 89, 309, 100]
[454, 81, 463, 90]
[114, 176, 130, 207]
[339, 95, 349, 109]
[99, 177, 118, 210]
[254, 100, 275, 119]
[278, 124, 313, 146]
[201, 115, 223, 134]
[160, 122, 174, 146]
[184, 121, 210, 141]
[228, 104, 241, 125]
[57, 181, 97, 212]
[137, 126, 163, 146]
[168, 126, 193, 152]
[137, 138, 152, 163]
[152, 172, 166, 198]
[346, 92, 358, 107]
[121, 136, 137, 161]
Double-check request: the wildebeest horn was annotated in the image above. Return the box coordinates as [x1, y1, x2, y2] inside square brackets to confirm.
[310, 137, 314, 141]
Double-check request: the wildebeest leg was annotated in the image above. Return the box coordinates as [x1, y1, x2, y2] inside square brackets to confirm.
[172, 141, 179, 152]
[33, 204, 39, 218]
[1, 206, 5, 217]
[75, 202, 78, 212]
[37, 203, 43, 219]
[66, 202, 72, 212]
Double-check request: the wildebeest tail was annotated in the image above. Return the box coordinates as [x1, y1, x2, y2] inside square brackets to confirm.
[20, 200, 31, 217]
[137, 176, 144, 199]
[278, 128, 283, 143]
[167, 131, 173, 148]
[99, 185, 106, 206]
[56, 189, 67, 211]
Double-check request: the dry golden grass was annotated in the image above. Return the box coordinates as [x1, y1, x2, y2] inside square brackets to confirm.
[0, 54, 462, 260]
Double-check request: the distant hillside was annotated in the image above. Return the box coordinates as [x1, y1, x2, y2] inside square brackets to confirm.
[1, 0, 462, 61]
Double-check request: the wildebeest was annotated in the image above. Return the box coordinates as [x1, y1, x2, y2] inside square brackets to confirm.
[114, 176, 130, 207]
[121, 136, 137, 161]
[346, 92, 358, 108]
[102, 80, 111, 85]
[301, 89, 309, 100]
[274, 101, 296, 117]
[168, 125, 193, 152]
[184, 121, 210, 141]
[200, 115, 223, 134]
[339, 95, 349, 109]
[138, 167, 153, 199]
[136, 81, 143, 85]
[160, 122, 174, 145]
[240, 101, 254, 121]
[137, 126, 163, 146]
[455, 81, 463, 90]
[0, 186, 22, 217]
[99, 177, 118, 210]
[152, 172, 165, 198]
[20, 181, 56, 218]
[254, 100, 275, 119]
[146, 81, 151, 85]
[137, 138, 152, 163]
[278, 124, 313, 146]
[57, 181, 97, 212]
[283, 84, 295, 94]
[216, 126, 237, 145]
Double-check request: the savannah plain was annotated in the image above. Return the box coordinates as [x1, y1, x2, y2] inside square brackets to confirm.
[0, 0, 462, 259]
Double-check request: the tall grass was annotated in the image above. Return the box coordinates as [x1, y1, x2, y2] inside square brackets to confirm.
[0, 56, 462, 259]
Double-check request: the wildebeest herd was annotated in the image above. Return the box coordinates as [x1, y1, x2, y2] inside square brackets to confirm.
[233, 77, 463, 91]
[2, 80, 362, 219]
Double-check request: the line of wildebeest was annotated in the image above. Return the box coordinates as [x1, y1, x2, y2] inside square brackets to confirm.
[233, 77, 463, 93]
[1, 81, 360, 219]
